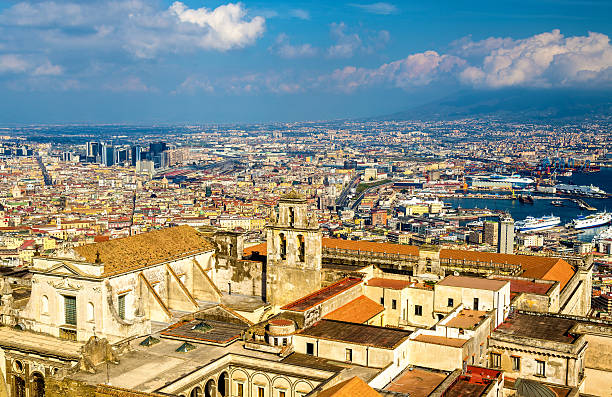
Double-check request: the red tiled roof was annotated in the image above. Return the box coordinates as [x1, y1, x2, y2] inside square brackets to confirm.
[323, 238, 419, 256]
[366, 278, 412, 290]
[323, 296, 384, 323]
[317, 377, 381, 397]
[281, 277, 362, 312]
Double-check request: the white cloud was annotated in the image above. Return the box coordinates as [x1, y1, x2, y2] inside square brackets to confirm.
[169, 2, 265, 52]
[0, 54, 29, 73]
[33, 60, 63, 76]
[326, 51, 465, 92]
[327, 22, 362, 58]
[349, 2, 398, 15]
[104, 76, 156, 92]
[269, 34, 317, 59]
[459, 30, 612, 87]
[289, 9, 310, 20]
[0, 1, 267, 59]
[326, 23, 390, 58]
[174, 76, 215, 94]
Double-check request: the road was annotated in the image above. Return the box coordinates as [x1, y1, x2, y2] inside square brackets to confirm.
[336, 174, 361, 209]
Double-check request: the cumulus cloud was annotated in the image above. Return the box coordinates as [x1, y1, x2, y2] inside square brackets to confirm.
[326, 51, 465, 92]
[0, 0, 266, 59]
[33, 61, 63, 76]
[349, 2, 398, 15]
[460, 30, 612, 87]
[169, 2, 265, 52]
[269, 34, 317, 59]
[0, 54, 29, 73]
[326, 23, 389, 58]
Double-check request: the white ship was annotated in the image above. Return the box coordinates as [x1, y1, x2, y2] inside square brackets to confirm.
[555, 183, 607, 197]
[593, 226, 612, 245]
[568, 212, 612, 230]
[515, 215, 561, 232]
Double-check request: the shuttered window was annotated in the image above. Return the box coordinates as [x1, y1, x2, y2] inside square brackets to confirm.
[118, 294, 126, 319]
[64, 295, 77, 326]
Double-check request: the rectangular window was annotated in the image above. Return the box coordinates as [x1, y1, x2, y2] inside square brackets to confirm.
[282, 338, 287, 346]
[345, 348, 352, 362]
[415, 305, 423, 316]
[491, 353, 501, 368]
[380, 297, 384, 305]
[392, 299, 397, 310]
[258, 386, 264, 397]
[279, 391, 286, 397]
[237, 383, 243, 397]
[118, 294, 126, 320]
[64, 295, 77, 326]
[512, 356, 521, 371]
[474, 297, 479, 310]
[536, 360, 546, 377]
[448, 298, 454, 308]
[306, 342, 314, 355]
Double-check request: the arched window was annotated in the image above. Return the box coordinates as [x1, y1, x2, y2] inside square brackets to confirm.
[87, 302, 95, 322]
[279, 233, 287, 260]
[289, 207, 295, 226]
[41, 295, 49, 315]
[190, 386, 202, 397]
[298, 235, 305, 262]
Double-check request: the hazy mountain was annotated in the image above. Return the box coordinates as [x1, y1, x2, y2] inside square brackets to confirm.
[379, 89, 612, 122]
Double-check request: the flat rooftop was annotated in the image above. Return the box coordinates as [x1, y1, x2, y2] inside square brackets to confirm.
[298, 319, 411, 349]
[412, 334, 468, 348]
[437, 275, 508, 291]
[384, 368, 448, 397]
[445, 310, 488, 330]
[71, 334, 279, 392]
[0, 328, 83, 359]
[494, 313, 577, 344]
[281, 277, 362, 312]
[366, 277, 432, 290]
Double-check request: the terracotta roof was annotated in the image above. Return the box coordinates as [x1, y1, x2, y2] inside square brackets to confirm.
[282, 277, 363, 312]
[74, 225, 214, 277]
[317, 376, 380, 397]
[384, 368, 447, 396]
[322, 238, 419, 256]
[437, 275, 509, 291]
[440, 249, 575, 290]
[366, 278, 412, 290]
[445, 309, 488, 330]
[323, 296, 384, 323]
[490, 278, 553, 296]
[413, 334, 468, 348]
[243, 242, 267, 256]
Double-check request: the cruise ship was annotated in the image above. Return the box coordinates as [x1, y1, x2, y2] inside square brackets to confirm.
[567, 212, 612, 230]
[514, 215, 561, 232]
[593, 226, 612, 245]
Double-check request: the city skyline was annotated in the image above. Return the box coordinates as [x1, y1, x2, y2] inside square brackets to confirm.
[0, 0, 611, 123]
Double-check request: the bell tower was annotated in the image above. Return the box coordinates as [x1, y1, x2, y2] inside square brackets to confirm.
[266, 192, 322, 309]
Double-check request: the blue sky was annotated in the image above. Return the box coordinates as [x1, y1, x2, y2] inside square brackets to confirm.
[0, 0, 610, 123]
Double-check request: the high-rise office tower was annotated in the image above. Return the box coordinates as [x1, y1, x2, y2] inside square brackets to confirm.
[498, 217, 514, 254]
[102, 144, 115, 167]
[484, 221, 499, 246]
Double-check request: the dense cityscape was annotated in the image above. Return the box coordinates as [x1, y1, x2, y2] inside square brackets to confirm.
[0, 119, 609, 396]
[1, 0, 611, 395]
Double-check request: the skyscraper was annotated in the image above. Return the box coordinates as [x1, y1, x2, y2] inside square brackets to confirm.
[498, 217, 514, 254]
[102, 143, 115, 167]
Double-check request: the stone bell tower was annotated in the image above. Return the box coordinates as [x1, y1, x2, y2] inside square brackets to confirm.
[266, 192, 322, 309]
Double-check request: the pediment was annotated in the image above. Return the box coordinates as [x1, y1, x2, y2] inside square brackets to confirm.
[46, 262, 84, 277]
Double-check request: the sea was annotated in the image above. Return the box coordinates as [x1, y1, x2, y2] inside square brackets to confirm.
[444, 167, 612, 242]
